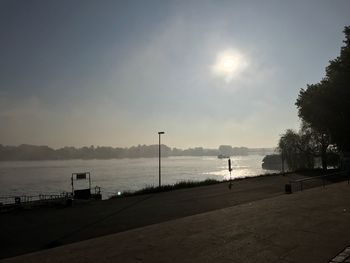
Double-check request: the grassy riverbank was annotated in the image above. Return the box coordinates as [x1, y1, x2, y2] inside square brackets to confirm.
[111, 179, 221, 198]
[109, 168, 340, 199]
[110, 172, 283, 198]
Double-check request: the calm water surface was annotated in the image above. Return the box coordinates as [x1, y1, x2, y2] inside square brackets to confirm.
[0, 155, 277, 199]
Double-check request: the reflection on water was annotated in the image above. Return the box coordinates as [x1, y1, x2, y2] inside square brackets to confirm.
[0, 155, 278, 198]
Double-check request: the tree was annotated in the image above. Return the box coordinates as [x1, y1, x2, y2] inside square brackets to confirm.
[277, 123, 329, 171]
[296, 26, 350, 152]
[278, 129, 307, 171]
[299, 121, 330, 170]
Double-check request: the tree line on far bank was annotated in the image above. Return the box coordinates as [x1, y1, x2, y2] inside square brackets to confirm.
[275, 26, 350, 171]
[0, 144, 270, 161]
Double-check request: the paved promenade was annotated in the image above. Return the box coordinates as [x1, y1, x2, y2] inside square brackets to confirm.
[3, 180, 350, 263]
[1, 173, 294, 259]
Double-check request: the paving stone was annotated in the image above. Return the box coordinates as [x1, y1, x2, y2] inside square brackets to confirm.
[331, 246, 350, 263]
[333, 256, 347, 262]
[338, 253, 349, 259]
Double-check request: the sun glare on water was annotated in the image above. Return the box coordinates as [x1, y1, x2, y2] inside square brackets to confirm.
[211, 49, 248, 83]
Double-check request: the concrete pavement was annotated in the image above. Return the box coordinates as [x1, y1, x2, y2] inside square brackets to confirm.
[3, 180, 350, 263]
[0, 173, 294, 259]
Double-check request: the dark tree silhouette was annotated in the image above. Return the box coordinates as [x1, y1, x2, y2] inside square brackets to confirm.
[278, 129, 314, 171]
[296, 26, 350, 152]
[278, 122, 332, 171]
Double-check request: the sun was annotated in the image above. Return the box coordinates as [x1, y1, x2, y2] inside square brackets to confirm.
[211, 49, 248, 82]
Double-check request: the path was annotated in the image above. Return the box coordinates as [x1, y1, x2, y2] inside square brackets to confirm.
[3, 180, 350, 262]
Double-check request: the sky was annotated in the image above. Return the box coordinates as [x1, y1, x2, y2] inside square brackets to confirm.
[1, 0, 350, 149]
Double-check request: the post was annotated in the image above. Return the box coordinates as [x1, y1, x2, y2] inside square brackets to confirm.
[88, 172, 91, 191]
[71, 174, 74, 195]
[228, 158, 233, 189]
[158, 132, 165, 187]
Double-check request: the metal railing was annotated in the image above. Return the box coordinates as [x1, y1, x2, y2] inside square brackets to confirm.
[288, 171, 349, 193]
[0, 192, 72, 207]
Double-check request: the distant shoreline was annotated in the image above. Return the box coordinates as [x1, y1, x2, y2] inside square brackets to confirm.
[0, 144, 274, 161]
[0, 154, 271, 162]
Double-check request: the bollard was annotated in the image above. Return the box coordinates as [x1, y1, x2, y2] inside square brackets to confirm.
[285, 184, 292, 194]
[15, 197, 21, 204]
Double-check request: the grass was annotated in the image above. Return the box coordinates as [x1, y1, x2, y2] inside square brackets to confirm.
[109, 172, 283, 198]
[107, 168, 337, 199]
[109, 179, 221, 198]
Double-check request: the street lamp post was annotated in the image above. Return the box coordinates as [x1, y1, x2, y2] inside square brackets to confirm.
[158, 131, 165, 187]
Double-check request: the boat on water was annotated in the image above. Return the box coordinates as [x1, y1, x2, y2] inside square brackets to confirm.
[218, 154, 230, 159]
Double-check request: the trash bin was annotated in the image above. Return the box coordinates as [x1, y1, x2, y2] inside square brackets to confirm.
[15, 197, 21, 204]
[285, 184, 292, 194]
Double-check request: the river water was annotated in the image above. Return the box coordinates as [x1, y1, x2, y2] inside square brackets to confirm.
[0, 155, 278, 199]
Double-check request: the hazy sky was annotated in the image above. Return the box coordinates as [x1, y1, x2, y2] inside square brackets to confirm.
[1, 0, 350, 149]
